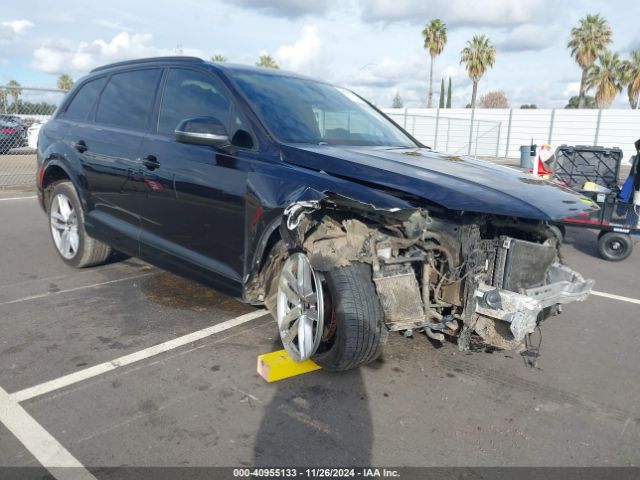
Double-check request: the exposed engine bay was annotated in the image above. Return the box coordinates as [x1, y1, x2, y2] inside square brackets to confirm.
[270, 196, 593, 355]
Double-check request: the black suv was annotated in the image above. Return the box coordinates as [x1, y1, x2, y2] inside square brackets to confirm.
[38, 57, 593, 371]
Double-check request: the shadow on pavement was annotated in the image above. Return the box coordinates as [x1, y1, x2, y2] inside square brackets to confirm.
[253, 337, 373, 466]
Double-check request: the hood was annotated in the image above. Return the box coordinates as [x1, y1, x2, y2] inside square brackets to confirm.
[280, 145, 596, 221]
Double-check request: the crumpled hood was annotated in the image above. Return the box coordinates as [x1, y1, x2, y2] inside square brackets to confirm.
[281, 145, 596, 221]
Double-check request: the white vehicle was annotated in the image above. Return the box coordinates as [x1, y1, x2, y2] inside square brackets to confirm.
[27, 121, 45, 150]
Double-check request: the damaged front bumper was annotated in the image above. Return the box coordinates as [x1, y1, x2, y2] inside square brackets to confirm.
[474, 263, 594, 342]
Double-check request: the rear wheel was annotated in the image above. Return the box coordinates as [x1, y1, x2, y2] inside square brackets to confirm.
[597, 231, 633, 262]
[276, 253, 387, 371]
[47, 181, 111, 268]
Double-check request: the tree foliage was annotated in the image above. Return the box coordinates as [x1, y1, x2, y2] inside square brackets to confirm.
[478, 90, 509, 108]
[587, 51, 624, 108]
[392, 92, 403, 108]
[422, 19, 447, 108]
[13, 101, 57, 115]
[6, 80, 21, 105]
[460, 35, 496, 109]
[621, 50, 640, 108]
[567, 14, 612, 108]
[211, 54, 227, 62]
[57, 74, 74, 91]
[565, 95, 597, 108]
[256, 54, 279, 69]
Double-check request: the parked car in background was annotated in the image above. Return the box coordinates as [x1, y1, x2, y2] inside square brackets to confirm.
[27, 121, 45, 150]
[0, 117, 26, 154]
[37, 57, 595, 371]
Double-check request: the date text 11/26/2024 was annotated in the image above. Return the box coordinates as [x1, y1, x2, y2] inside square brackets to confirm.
[233, 468, 401, 478]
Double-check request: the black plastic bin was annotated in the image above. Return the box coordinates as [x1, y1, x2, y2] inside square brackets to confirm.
[552, 145, 623, 190]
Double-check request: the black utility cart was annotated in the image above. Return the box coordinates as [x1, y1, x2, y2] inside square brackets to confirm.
[552, 140, 640, 262]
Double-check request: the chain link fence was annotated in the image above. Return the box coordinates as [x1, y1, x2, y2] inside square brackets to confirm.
[0, 86, 66, 190]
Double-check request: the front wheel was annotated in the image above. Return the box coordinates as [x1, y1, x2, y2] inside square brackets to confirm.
[597, 231, 633, 262]
[47, 181, 112, 268]
[276, 254, 387, 371]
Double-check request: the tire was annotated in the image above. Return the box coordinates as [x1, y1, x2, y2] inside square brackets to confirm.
[47, 181, 112, 268]
[597, 232, 633, 262]
[312, 263, 387, 371]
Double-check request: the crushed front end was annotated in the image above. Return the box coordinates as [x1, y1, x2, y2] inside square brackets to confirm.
[278, 197, 593, 354]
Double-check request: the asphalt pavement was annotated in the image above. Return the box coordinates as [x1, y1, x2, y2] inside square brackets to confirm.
[0, 193, 638, 476]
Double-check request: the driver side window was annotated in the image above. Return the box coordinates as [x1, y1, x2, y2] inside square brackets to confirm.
[157, 68, 231, 136]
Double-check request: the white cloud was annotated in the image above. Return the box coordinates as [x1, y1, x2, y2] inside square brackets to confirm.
[0, 19, 34, 44]
[91, 19, 134, 32]
[32, 32, 206, 74]
[359, 0, 550, 27]
[348, 57, 422, 87]
[220, 0, 335, 18]
[563, 81, 580, 97]
[496, 24, 558, 52]
[2, 19, 34, 34]
[275, 25, 322, 73]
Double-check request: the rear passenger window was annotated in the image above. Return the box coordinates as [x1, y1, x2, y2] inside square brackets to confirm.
[157, 68, 231, 135]
[96, 69, 161, 130]
[63, 77, 107, 121]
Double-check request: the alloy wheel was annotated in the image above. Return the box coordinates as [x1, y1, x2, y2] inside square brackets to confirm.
[276, 253, 324, 362]
[50, 193, 79, 259]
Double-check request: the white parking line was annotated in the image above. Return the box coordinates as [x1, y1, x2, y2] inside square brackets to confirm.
[0, 273, 155, 306]
[591, 290, 640, 305]
[0, 195, 37, 201]
[0, 386, 97, 480]
[10, 309, 268, 402]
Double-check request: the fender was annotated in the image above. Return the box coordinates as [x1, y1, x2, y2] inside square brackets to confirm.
[243, 161, 419, 283]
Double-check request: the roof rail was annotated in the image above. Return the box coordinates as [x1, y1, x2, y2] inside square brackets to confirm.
[90, 56, 204, 73]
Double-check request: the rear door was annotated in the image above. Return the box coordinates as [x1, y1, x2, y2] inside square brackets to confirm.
[138, 67, 253, 293]
[74, 68, 162, 255]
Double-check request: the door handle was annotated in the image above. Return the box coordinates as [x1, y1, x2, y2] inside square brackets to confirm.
[72, 140, 87, 153]
[140, 155, 159, 170]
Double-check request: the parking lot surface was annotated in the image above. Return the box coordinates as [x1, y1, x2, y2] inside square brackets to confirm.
[0, 193, 639, 475]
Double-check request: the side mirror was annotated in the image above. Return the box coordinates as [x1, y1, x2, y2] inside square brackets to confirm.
[635, 138, 640, 153]
[175, 116, 229, 148]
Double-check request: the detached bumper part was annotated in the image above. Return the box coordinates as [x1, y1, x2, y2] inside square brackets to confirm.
[475, 263, 593, 342]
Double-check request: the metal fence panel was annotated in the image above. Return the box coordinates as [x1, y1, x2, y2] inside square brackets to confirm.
[383, 107, 640, 162]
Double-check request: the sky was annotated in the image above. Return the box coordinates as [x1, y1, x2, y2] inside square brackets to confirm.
[1, 0, 638, 109]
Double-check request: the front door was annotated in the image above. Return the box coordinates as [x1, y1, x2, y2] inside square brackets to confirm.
[138, 67, 252, 294]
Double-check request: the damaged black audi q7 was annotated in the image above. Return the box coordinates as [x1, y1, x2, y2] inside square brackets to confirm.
[37, 57, 595, 371]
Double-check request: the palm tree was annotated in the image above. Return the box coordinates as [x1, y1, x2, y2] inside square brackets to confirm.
[256, 54, 279, 69]
[211, 54, 227, 62]
[460, 35, 496, 109]
[621, 50, 640, 109]
[57, 74, 74, 91]
[6, 80, 21, 113]
[587, 51, 624, 108]
[422, 19, 447, 108]
[567, 14, 612, 108]
[0, 88, 7, 113]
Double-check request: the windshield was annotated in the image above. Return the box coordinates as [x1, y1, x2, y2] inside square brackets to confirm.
[230, 71, 416, 147]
